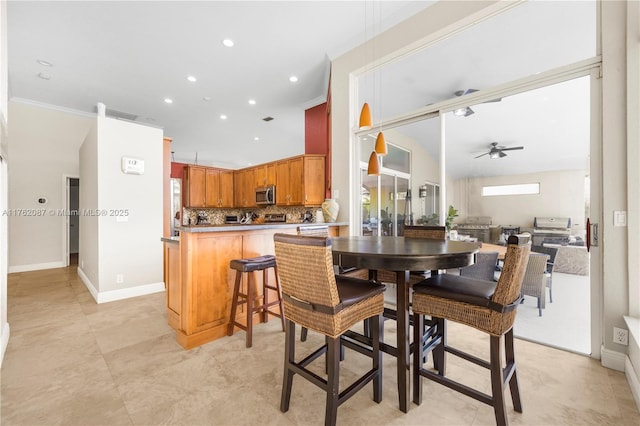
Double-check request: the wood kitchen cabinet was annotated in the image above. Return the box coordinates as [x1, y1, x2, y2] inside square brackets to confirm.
[176, 231, 243, 349]
[183, 165, 234, 208]
[164, 239, 181, 330]
[206, 168, 234, 207]
[276, 154, 325, 206]
[183, 165, 206, 208]
[234, 168, 256, 207]
[254, 163, 276, 187]
[165, 224, 341, 349]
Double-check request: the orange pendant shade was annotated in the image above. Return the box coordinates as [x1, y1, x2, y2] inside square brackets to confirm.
[367, 151, 380, 176]
[359, 103, 372, 129]
[374, 132, 387, 156]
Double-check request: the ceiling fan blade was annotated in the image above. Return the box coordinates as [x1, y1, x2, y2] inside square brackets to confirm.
[474, 152, 489, 159]
[499, 151, 507, 158]
[500, 146, 524, 151]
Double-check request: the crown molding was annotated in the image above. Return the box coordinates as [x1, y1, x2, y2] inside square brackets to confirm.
[9, 97, 96, 118]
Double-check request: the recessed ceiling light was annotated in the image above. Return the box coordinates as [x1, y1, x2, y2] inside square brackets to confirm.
[164, 98, 173, 104]
[222, 38, 234, 47]
[36, 59, 53, 67]
[220, 114, 227, 120]
[187, 75, 197, 82]
[289, 75, 298, 83]
[37, 72, 51, 80]
[202, 96, 211, 102]
[254, 137, 260, 141]
[248, 99, 256, 105]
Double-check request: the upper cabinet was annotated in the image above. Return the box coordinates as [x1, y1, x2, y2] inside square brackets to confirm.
[184, 165, 207, 208]
[254, 163, 276, 188]
[184, 165, 234, 208]
[183, 155, 324, 209]
[208, 169, 235, 208]
[234, 168, 256, 208]
[276, 155, 325, 207]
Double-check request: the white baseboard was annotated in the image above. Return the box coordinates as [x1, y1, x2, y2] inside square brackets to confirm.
[0, 321, 10, 369]
[626, 356, 640, 411]
[95, 282, 165, 304]
[601, 345, 627, 371]
[9, 261, 66, 273]
[77, 267, 99, 301]
[77, 267, 164, 304]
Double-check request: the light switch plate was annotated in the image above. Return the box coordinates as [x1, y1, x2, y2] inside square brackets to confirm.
[614, 211, 626, 227]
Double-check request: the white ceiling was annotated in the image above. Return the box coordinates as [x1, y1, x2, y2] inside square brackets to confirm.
[7, 1, 595, 178]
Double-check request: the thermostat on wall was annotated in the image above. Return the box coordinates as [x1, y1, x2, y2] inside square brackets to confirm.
[121, 157, 144, 175]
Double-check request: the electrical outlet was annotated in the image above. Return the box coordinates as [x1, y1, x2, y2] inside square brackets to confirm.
[116, 274, 124, 284]
[613, 327, 628, 345]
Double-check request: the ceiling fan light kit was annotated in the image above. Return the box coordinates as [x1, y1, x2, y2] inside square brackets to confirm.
[475, 142, 524, 159]
[453, 107, 474, 117]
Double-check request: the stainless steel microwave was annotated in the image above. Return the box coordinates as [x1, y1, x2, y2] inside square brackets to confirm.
[255, 185, 275, 205]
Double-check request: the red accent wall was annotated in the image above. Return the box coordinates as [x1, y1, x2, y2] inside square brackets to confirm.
[171, 162, 188, 179]
[305, 103, 328, 154]
[305, 102, 331, 198]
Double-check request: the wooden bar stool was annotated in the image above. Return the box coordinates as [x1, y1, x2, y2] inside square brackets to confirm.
[227, 254, 285, 347]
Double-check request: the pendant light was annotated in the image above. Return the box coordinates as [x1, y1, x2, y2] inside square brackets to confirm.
[359, 102, 372, 129]
[374, 131, 387, 155]
[367, 150, 380, 176]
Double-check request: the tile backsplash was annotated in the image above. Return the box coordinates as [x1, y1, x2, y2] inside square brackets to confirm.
[183, 205, 324, 226]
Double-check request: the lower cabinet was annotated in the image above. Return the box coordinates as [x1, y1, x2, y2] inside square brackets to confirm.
[164, 240, 181, 330]
[168, 227, 304, 349]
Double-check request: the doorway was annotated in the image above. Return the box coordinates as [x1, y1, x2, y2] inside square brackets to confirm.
[66, 177, 79, 266]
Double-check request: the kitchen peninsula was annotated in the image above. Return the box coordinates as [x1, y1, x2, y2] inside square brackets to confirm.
[162, 222, 347, 349]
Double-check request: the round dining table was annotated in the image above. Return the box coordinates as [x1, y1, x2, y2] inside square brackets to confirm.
[331, 236, 480, 413]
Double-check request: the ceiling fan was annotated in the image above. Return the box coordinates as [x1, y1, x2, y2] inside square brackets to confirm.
[474, 142, 524, 159]
[453, 89, 502, 117]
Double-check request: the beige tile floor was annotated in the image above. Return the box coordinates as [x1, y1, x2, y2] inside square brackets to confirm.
[2, 266, 639, 425]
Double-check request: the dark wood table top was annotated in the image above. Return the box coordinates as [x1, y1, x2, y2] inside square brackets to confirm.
[331, 236, 480, 271]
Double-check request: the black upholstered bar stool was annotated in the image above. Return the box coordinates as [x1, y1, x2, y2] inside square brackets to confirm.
[227, 254, 285, 347]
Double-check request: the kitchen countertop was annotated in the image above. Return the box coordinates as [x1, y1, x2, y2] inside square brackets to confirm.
[176, 222, 349, 233]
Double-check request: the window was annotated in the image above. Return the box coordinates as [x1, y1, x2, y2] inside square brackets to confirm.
[482, 183, 540, 196]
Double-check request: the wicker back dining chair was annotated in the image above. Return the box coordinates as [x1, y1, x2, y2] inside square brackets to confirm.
[297, 225, 331, 237]
[379, 225, 448, 310]
[531, 244, 558, 303]
[521, 252, 550, 316]
[273, 233, 385, 426]
[296, 225, 370, 342]
[403, 225, 447, 240]
[411, 234, 531, 426]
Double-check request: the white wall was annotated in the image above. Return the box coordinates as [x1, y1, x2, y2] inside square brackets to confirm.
[1, 0, 10, 367]
[457, 169, 587, 234]
[78, 122, 99, 289]
[97, 117, 164, 294]
[7, 101, 93, 271]
[78, 116, 164, 303]
[600, 0, 631, 360]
